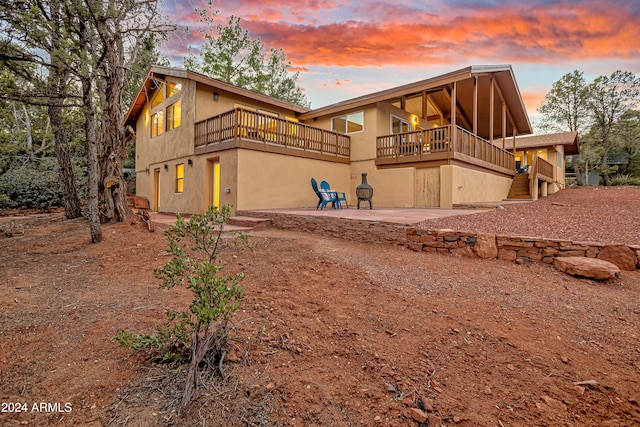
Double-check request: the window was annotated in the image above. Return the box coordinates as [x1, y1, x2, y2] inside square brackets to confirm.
[557, 152, 563, 168]
[150, 89, 164, 109]
[332, 111, 364, 134]
[151, 110, 164, 138]
[175, 163, 184, 193]
[391, 116, 410, 134]
[166, 81, 182, 98]
[166, 100, 181, 131]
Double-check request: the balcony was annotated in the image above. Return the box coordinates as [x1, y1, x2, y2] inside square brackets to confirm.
[375, 125, 516, 175]
[195, 108, 350, 163]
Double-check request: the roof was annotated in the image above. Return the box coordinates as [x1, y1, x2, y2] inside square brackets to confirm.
[124, 66, 310, 127]
[300, 65, 533, 137]
[506, 131, 580, 155]
[125, 64, 533, 138]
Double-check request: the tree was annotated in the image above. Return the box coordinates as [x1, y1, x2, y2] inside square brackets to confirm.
[0, 1, 83, 218]
[116, 205, 248, 412]
[538, 71, 590, 185]
[185, 14, 309, 107]
[587, 71, 640, 185]
[1, 0, 174, 242]
[613, 110, 640, 176]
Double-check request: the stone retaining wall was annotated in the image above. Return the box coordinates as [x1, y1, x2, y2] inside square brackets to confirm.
[238, 211, 407, 246]
[239, 211, 640, 271]
[407, 227, 640, 271]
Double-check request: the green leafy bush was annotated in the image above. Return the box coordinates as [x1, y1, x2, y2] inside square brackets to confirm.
[611, 173, 640, 186]
[0, 159, 62, 208]
[115, 205, 248, 410]
[0, 158, 87, 208]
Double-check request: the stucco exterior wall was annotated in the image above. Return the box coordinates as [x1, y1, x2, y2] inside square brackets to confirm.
[236, 150, 350, 210]
[441, 165, 512, 208]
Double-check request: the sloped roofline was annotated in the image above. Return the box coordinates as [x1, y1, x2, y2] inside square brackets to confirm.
[124, 66, 310, 127]
[299, 64, 532, 135]
[125, 64, 532, 135]
[506, 131, 580, 155]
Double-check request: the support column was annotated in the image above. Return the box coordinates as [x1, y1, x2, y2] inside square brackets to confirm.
[489, 77, 494, 144]
[451, 82, 457, 150]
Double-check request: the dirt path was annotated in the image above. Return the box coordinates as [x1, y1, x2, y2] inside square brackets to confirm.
[1, 190, 639, 426]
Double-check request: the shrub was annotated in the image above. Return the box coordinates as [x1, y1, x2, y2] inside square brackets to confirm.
[611, 173, 640, 186]
[0, 159, 62, 208]
[0, 158, 87, 208]
[115, 205, 248, 412]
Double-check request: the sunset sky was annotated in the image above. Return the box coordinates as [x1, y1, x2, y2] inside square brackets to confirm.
[161, 0, 640, 126]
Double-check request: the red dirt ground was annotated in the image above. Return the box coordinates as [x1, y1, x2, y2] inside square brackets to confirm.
[1, 187, 639, 426]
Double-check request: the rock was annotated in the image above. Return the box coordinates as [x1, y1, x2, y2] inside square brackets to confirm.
[553, 256, 620, 280]
[410, 407, 428, 423]
[473, 233, 498, 259]
[419, 396, 434, 412]
[597, 245, 637, 271]
[265, 382, 276, 392]
[428, 414, 443, 426]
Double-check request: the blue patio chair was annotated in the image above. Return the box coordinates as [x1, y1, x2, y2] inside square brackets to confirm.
[311, 178, 340, 210]
[320, 180, 348, 209]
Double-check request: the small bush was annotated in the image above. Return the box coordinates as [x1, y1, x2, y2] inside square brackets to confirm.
[115, 205, 249, 411]
[611, 173, 640, 186]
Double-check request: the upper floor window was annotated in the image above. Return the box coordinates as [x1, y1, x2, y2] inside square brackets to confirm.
[166, 100, 182, 131]
[167, 81, 182, 98]
[332, 111, 364, 134]
[391, 115, 410, 134]
[150, 89, 164, 109]
[151, 110, 164, 138]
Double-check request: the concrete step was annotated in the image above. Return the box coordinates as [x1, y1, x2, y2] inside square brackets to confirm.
[145, 212, 264, 233]
[228, 216, 272, 230]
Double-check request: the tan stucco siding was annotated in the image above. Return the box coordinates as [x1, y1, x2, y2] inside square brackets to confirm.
[235, 150, 350, 210]
[440, 165, 512, 208]
[349, 160, 416, 207]
[194, 82, 301, 123]
[550, 144, 565, 193]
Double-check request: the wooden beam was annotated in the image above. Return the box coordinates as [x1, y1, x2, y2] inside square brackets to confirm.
[489, 77, 494, 143]
[473, 75, 478, 136]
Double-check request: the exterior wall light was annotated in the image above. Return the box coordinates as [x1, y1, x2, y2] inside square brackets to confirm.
[214, 92, 219, 101]
[164, 164, 168, 170]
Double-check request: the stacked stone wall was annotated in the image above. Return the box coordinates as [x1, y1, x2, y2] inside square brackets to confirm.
[238, 211, 640, 271]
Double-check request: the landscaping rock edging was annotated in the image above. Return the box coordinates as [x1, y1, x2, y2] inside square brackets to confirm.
[238, 211, 640, 273]
[407, 227, 640, 272]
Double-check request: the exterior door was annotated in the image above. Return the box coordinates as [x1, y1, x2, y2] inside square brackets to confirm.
[207, 159, 220, 209]
[153, 168, 160, 211]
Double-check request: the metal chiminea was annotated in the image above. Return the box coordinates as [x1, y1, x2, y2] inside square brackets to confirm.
[355, 173, 373, 209]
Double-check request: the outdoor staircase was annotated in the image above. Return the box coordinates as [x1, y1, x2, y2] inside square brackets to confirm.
[507, 174, 531, 200]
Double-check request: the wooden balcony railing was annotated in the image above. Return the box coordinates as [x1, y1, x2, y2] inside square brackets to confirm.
[195, 108, 350, 160]
[376, 125, 515, 173]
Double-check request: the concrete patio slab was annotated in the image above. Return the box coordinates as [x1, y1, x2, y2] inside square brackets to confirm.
[242, 206, 490, 226]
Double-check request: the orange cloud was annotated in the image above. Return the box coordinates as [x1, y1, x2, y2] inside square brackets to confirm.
[234, 2, 640, 69]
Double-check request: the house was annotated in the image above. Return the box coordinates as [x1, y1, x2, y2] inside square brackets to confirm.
[505, 132, 579, 199]
[124, 64, 574, 215]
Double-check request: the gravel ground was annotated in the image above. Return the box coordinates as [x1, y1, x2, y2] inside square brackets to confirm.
[416, 186, 640, 246]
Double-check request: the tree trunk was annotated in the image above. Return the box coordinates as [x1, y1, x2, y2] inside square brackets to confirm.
[49, 1, 82, 220]
[97, 30, 129, 223]
[80, 29, 102, 242]
[49, 74, 82, 219]
[572, 159, 584, 186]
